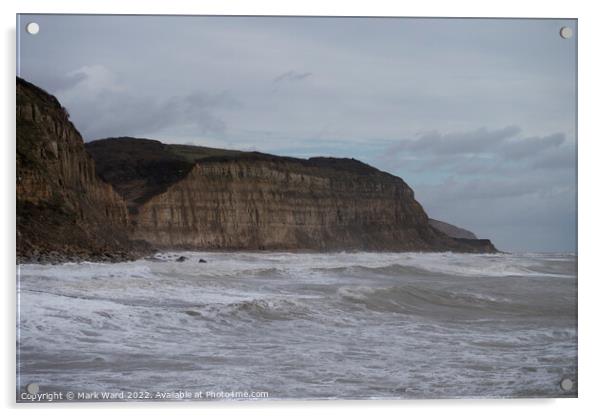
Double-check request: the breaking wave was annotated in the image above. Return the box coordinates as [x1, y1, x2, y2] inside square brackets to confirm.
[17, 251, 577, 399]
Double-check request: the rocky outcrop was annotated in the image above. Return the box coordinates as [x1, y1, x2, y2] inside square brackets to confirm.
[87, 138, 498, 253]
[429, 218, 478, 239]
[16, 77, 149, 263]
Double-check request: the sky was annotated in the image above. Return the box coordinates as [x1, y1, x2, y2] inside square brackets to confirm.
[17, 15, 577, 252]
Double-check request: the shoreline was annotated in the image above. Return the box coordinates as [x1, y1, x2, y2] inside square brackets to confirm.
[17, 246, 508, 265]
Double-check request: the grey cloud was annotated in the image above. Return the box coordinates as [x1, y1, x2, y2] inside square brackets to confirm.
[273, 70, 313, 83]
[383, 127, 569, 174]
[418, 174, 571, 203]
[23, 65, 244, 140]
[377, 123, 575, 252]
[178, 91, 242, 110]
[32, 71, 88, 92]
[498, 133, 565, 160]
[531, 144, 577, 171]
[61, 85, 240, 140]
[388, 126, 520, 156]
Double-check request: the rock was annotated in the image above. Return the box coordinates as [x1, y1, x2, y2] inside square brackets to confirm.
[428, 218, 478, 239]
[175, 256, 188, 262]
[145, 256, 166, 263]
[184, 310, 201, 316]
[87, 138, 498, 252]
[198, 258, 207, 263]
[16, 77, 151, 263]
[17, 77, 498, 258]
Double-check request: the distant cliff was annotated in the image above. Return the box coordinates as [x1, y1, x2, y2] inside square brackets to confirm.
[428, 219, 478, 239]
[86, 138, 497, 253]
[16, 77, 148, 263]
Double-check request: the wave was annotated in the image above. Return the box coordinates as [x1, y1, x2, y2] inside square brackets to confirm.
[18, 251, 577, 329]
[17, 251, 577, 399]
[312, 259, 574, 279]
[182, 297, 314, 322]
[312, 264, 445, 278]
[335, 284, 573, 319]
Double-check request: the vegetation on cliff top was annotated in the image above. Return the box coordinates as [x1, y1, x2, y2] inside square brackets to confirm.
[85, 137, 407, 211]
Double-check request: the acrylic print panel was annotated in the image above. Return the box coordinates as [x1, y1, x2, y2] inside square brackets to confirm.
[16, 15, 577, 402]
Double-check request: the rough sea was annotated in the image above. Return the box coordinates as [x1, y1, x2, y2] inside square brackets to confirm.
[17, 252, 577, 401]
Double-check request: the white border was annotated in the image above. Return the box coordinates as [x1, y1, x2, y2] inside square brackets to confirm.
[2, 1, 601, 416]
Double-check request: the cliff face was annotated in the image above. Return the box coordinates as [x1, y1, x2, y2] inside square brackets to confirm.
[16, 78, 145, 262]
[87, 138, 497, 253]
[133, 160, 436, 250]
[429, 218, 478, 240]
[17, 77, 496, 257]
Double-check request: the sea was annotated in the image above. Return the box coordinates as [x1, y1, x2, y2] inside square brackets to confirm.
[17, 251, 577, 401]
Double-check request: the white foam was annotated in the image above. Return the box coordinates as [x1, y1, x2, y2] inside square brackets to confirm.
[16, 251, 577, 398]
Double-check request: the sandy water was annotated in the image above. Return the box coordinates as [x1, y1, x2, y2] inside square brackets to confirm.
[17, 251, 577, 400]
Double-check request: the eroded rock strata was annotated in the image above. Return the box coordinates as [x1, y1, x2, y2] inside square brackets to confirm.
[16, 77, 149, 263]
[87, 138, 497, 253]
[428, 218, 478, 240]
[16, 76, 496, 261]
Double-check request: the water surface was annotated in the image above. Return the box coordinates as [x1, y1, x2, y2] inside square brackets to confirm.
[17, 251, 577, 400]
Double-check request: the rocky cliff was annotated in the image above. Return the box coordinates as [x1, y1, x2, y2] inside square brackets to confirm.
[87, 138, 497, 253]
[428, 218, 478, 239]
[17, 77, 496, 258]
[16, 77, 148, 263]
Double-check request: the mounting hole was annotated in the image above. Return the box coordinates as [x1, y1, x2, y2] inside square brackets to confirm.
[26, 383, 39, 395]
[560, 378, 574, 391]
[26, 22, 40, 35]
[559, 26, 573, 39]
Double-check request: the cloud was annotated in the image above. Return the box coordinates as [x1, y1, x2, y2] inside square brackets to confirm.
[374, 125, 575, 251]
[34, 71, 88, 92]
[497, 133, 565, 160]
[273, 70, 313, 83]
[388, 126, 528, 156]
[531, 145, 577, 171]
[65, 65, 125, 93]
[412, 126, 520, 155]
[50, 66, 242, 140]
[381, 126, 570, 174]
[417, 173, 573, 203]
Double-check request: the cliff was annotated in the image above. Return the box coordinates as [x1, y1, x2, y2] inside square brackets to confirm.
[428, 219, 478, 239]
[86, 138, 497, 253]
[16, 77, 148, 263]
[16, 77, 496, 257]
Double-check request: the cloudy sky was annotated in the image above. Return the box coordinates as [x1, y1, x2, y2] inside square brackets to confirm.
[18, 15, 577, 252]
